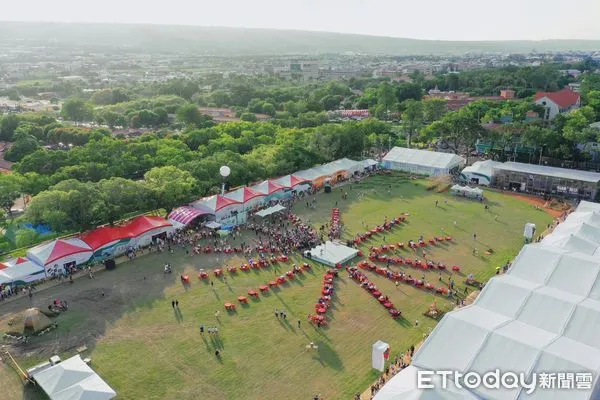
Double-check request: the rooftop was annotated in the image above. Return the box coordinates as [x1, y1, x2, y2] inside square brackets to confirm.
[534, 88, 580, 108]
[494, 162, 600, 183]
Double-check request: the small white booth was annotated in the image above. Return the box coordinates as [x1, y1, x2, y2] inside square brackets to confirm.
[372, 340, 390, 372]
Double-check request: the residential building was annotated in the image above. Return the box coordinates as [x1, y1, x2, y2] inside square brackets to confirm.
[534, 88, 581, 120]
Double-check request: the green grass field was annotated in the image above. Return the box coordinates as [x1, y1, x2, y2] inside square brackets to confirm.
[2, 175, 553, 400]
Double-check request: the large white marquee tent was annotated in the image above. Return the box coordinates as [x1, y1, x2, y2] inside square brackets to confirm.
[460, 160, 503, 186]
[31, 355, 116, 400]
[382, 147, 466, 176]
[375, 208, 600, 400]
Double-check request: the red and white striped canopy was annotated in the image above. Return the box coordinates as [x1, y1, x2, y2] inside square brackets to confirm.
[168, 206, 211, 225]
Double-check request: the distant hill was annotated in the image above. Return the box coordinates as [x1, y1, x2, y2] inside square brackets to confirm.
[1, 22, 599, 55]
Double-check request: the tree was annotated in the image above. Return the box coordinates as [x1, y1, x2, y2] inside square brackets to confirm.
[425, 109, 485, 162]
[377, 82, 396, 110]
[15, 228, 39, 248]
[0, 174, 22, 219]
[144, 166, 197, 214]
[423, 98, 447, 123]
[261, 103, 276, 116]
[402, 100, 424, 148]
[98, 178, 153, 223]
[587, 90, 600, 121]
[240, 113, 258, 122]
[396, 83, 423, 102]
[176, 104, 214, 128]
[61, 99, 93, 121]
[4, 134, 40, 162]
[320, 95, 343, 111]
[0, 114, 20, 141]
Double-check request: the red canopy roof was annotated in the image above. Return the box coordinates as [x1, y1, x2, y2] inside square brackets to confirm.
[0, 263, 8, 270]
[535, 88, 580, 108]
[80, 226, 130, 250]
[45, 240, 91, 265]
[122, 216, 172, 237]
[15, 257, 28, 264]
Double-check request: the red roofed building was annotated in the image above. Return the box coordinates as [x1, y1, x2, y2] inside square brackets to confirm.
[534, 88, 580, 120]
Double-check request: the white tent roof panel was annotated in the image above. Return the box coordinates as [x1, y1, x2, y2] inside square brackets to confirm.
[476, 276, 539, 318]
[32, 355, 116, 400]
[545, 253, 600, 296]
[495, 162, 600, 184]
[509, 245, 563, 284]
[516, 288, 579, 334]
[576, 200, 600, 213]
[564, 299, 600, 348]
[383, 147, 465, 170]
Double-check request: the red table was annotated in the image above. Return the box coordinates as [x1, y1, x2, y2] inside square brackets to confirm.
[248, 290, 259, 297]
[317, 307, 327, 314]
[259, 285, 269, 292]
[269, 281, 278, 287]
[238, 296, 248, 303]
[372, 290, 381, 297]
[384, 302, 393, 308]
[224, 303, 236, 310]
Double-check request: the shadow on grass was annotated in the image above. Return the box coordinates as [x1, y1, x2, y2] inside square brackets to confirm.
[312, 340, 344, 371]
[395, 317, 412, 328]
[174, 308, 184, 323]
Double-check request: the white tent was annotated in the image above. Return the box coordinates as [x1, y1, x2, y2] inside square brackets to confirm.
[460, 160, 503, 186]
[31, 355, 116, 400]
[255, 204, 286, 217]
[373, 365, 479, 400]
[382, 147, 465, 176]
[361, 159, 379, 171]
[450, 185, 483, 199]
[1, 257, 46, 285]
[577, 200, 600, 213]
[305, 241, 359, 267]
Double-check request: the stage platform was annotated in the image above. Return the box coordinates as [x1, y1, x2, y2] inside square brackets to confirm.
[304, 241, 359, 267]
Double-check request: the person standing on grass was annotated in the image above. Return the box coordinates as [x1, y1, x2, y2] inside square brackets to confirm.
[175, 300, 179, 308]
[171, 300, 175, 309]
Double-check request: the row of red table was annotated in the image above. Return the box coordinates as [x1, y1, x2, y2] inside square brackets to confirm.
[354, 216, 407, 244]
[347, 267, 401, 319]
[361, 263, 453, 296]
[311, 269, 339, 325]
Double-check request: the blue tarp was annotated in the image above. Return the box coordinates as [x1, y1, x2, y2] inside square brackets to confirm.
[22, 223, 53, 235]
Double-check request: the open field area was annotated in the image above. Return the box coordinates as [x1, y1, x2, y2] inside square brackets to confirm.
[0, 175, 553, 400]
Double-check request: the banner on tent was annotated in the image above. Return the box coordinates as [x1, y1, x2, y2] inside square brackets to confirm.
[218, 212, 247, 227]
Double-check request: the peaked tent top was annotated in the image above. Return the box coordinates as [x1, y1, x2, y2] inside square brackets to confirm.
[122, 216, 172, 237]
[28, 238, 92, 266]
[192, 195, 241, 212]
[80, 226, 130, 251]
[272, 174, 310, 188]
[224, 186, 265, 203]
[251, 180, 285, 195]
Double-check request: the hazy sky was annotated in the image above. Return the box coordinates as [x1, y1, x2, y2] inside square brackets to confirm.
[2, 0, 600, 41]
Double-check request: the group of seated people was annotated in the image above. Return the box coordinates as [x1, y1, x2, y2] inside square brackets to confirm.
[353, 215, 407, 244]
[356, 262, 451, 296]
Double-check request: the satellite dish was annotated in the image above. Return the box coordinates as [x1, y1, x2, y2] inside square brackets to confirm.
[219, 166, 231, 178]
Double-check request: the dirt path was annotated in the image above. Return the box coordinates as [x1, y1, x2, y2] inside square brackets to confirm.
[502, 192, 566, 218]
[0, 246, 236, 360]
